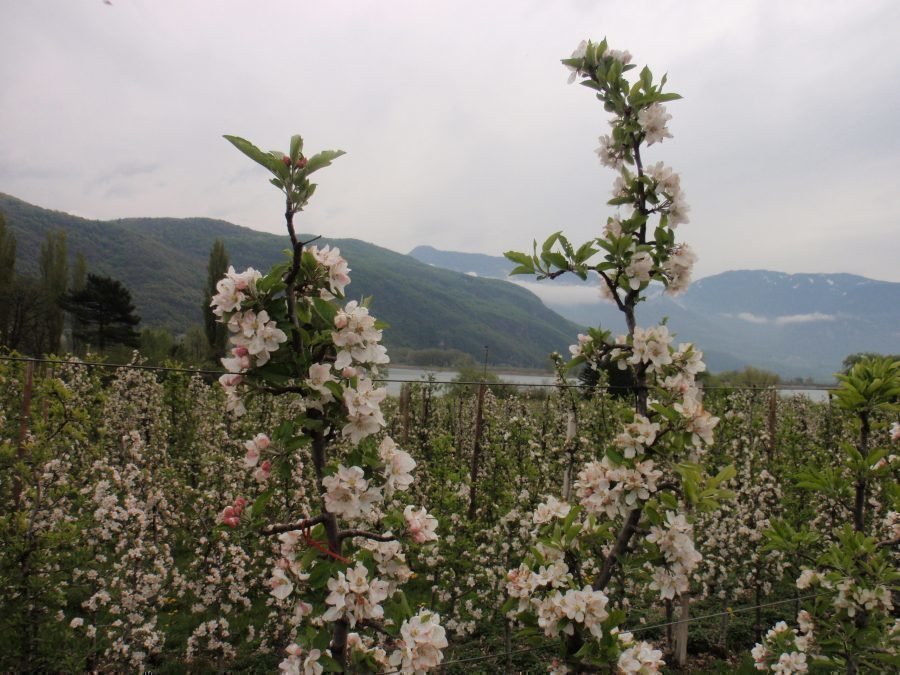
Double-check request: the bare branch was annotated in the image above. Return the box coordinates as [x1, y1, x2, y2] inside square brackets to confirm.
[597, 270, 628, 314]
[262, 514, 327, 536]
[339, 529, 397, 543]
[359, 619, 395, 638]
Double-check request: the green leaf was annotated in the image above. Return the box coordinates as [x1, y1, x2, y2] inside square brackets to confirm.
[289, 134, 303, 163]
[640, 65, 652, 90]
[223, 134, 283, 174]
[308, 560, 335, 589]
[324, 380, 344, 400]
[683, 476, 699, 505]
[250, 489, 273, 518]
[317, 652, 343, 672]
[542, 231, 562, 254]
[504, 250, 532, 266]
[311, 297, 338, 325]
[504, 251, 535, 275]
[711, 464, 736, 487]
[305, 149, 346, 175]
[605, 447, 624, 465]
[542, 251, 568, 270]
[574, 242, 598, 264]
[656, 92, 683, 102]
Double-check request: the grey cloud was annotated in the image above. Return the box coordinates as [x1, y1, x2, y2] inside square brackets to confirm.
[774, 313, 836, 326]
[735, 312, 768, 324]
[92, 161, 160, 186]
[1, 0, 898, 282]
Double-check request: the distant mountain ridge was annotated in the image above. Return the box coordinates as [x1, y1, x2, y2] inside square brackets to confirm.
[408, 246, 900, 380]
[410, 245, 521, 280]
[0, 194, 581, 369]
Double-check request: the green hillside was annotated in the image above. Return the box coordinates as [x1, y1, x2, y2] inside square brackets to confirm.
[0, 194, 581, 368]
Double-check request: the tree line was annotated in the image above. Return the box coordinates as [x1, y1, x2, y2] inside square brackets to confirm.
[0, 213, 231, 365]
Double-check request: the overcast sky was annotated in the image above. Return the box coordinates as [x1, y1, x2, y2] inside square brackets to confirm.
[2, 0, 899, 282]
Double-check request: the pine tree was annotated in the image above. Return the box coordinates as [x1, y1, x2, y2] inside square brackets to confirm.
[39, 230, 68, 353]
[59, 274, 141, 351]
[203, 239, 230, 359]
[0, 214, 18, 348]
[72, 252, 87, 291]
[68, 252, 89, 352]
[0, 213, 15, 288]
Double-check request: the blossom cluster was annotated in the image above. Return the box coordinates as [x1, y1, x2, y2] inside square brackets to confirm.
[342, 377, 389, 444]
[211, 266, 288, 415]
[645, 512, 703, 600]
[221, 496, 248, 528]
[637, 104, 672, 146]
[388, 611, 449, 672]
[308, 244, 350, 298]
[751, 618, 812, 673]
[279, 643, 329, 675]
[506, 560, 611, 641]
[565, 39, 631, 85]
[379, 436, 416, 496]
[575, 456, 662, 519]
[333, 301, 389, 371]
[616, 631, 666, 674]
[403, 505, 439, 543]
[644, 161, 690, 228]
[210, 266, 262, 318]
[242, 432, 273, 481]
[323, 562, 390, 627]
[226, 309, 289, 368]
[323, 465, 382, 521]
[796, 568, 894, 618]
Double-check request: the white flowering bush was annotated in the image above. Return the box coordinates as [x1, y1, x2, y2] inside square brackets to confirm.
[502, 38, 732, 671]
[208, 134, 448, 671]
[759, 357, 899, 673]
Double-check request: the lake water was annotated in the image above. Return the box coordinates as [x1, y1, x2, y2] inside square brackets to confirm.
[376, 367, 835, 401]
[778, 388, 832, 403]
[375, 366, 562, 396]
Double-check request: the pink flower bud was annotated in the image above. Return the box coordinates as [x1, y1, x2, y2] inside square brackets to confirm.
[341, 366, 358, 379]
[254, 460, 272, 483]
[233, 346, 249, 357]
[222, 505, 241, 527]
[234, 497, 247, 510]
[255, 434, 271, 450]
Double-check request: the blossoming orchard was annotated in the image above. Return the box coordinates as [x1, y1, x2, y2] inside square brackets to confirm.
[1, 39, 898, 674]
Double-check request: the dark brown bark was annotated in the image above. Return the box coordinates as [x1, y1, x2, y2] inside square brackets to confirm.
[467, 382, 487, 521]
[853, 412, 870, 532]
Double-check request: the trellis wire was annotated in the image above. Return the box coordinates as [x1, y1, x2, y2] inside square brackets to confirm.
[380, 590, 832, 673]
